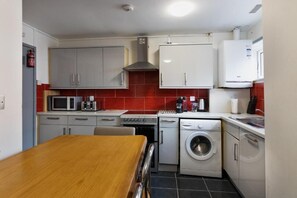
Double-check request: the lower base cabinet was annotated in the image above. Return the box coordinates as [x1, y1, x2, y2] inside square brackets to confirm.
[159, 117, 179, 165]
[38, 115, 120, 144]
[39, 125, 67, 144]
[223, 131, 239, 187]
[223, 121, 265, 198]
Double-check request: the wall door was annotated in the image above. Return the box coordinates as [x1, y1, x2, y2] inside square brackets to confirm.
[22, 44, 36, 150]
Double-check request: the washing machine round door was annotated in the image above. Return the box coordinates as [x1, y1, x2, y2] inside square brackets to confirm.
[185, 132, 216, 161]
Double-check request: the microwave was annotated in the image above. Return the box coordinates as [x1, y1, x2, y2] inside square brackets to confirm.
[48, 96, 82, 111]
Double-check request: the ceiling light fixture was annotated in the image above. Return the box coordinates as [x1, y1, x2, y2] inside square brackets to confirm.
[168, 1, 195, 17]
[122, 4, 134, 12]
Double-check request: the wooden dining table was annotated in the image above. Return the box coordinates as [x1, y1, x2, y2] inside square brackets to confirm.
[0, 135, 147, 198]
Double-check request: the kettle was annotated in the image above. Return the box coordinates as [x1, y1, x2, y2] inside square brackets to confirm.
[198, 98, 205, 111]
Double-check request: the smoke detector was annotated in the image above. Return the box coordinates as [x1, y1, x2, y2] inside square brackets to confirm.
[122, 4, 134, 12]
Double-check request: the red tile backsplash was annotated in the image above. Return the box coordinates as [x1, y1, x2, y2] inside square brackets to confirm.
[250, 82, 265, 115]
[48, 71, 210, 112]
[36, 83, 51, 112]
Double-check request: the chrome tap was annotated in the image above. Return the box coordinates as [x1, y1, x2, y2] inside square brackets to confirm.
[255, 109, 265, 115]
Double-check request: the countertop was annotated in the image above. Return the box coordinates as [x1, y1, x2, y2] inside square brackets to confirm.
[37, 110, 128, 116]
[37, 110, 265, 138]
[158, 111, 265, 138]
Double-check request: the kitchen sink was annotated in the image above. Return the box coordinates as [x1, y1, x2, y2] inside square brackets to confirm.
[235, 117, 265, 128]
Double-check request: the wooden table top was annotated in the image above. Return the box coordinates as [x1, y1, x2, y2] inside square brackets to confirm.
[0, 135, 147, 198]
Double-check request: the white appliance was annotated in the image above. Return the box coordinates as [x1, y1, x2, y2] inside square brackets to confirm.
[239, 130, 265, 198]
[180, 119, 222, 177]
[219, 40, 256, 88]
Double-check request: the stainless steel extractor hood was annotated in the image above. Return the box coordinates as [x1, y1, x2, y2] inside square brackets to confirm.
[124, 37, 158, 71]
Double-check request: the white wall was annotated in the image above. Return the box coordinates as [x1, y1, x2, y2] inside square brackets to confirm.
[248, 20, 263, 41]
[34, 29, 59, 84]
[263, 0, 297, 197]
[0, 0, 22, 159]
[23, 23, 59, 84]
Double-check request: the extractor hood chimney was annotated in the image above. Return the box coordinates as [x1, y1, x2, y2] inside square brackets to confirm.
[124, 37, 158, 71]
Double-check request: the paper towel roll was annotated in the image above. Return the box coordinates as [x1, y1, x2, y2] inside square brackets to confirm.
[231, 98, 238, 114]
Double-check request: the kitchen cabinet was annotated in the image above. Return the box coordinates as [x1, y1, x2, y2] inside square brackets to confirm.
[223, 121, 265, 198]
[159, 117, 179, 164]
[97, 116, 121, 126]
[68, 116, 97, 135]
[103, 47, 128, 88]
[76, 48, 103, 88]
[38, 114, 121, 144]
[223, 124, 240, 187]
[49, 47, 128, 89]
[50, 48, 77, 88]
[39, 115, 68, 144]
[159, 44, 213, 89]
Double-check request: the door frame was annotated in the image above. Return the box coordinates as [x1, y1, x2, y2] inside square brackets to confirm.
[22, 43, 37, 150]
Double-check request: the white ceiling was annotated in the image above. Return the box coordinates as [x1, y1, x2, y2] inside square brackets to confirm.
[23, 0, 262, 39]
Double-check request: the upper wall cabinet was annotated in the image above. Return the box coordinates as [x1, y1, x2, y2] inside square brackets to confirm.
[49, 47, 128, 89]
[159, 44, 213, 89]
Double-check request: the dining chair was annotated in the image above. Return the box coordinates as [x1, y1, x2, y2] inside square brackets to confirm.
[132, 183, 143, 198]
[138, 143, 155, 198]
[93, 126, 135, 136]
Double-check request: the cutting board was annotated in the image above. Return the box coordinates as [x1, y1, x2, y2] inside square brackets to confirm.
[43, 90, 60, 112]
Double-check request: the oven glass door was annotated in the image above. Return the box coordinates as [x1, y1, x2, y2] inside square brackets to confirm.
[123, 124, 158, 172]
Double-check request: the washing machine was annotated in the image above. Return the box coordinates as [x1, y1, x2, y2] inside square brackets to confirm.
[180, 119, 222, 177]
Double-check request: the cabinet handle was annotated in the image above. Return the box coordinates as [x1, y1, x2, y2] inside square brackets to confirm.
[46, 117, 60, 120]
[184, 73, 187, 86]
[121, 71, 124, 86]
[71, 73, 75, 85]
[63, 128, 66, 135]
[101, 118, 115, 121]
[160, 130, 164, 144]
[68, 128, 71, 135]
[160, 73, 163, 86]
[75, 118, 88, 121]
[76, 73, 80, 85]
[161, 120, 176, 123]
[234, 143, 238, 161]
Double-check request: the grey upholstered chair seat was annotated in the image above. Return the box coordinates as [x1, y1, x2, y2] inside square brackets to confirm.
[94, 126, 135, 136]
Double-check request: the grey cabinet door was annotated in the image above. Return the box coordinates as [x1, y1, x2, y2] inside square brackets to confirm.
[68, 126, 96, 135]
[223, 131, 239, 187]
[77, 48, 103, 88]
[39, 125, 67, 144]
[50, 49, 76, 88]
[103, 47, 126, 88]
[159, 127, 179, 164]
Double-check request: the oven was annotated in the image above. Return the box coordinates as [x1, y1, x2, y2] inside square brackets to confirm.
[121, 112, 158, 172]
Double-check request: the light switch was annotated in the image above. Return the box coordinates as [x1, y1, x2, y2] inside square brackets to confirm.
[0, 95, 5, 110]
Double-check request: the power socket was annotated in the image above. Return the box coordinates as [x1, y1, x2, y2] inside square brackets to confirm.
[0, 95, 5, 110]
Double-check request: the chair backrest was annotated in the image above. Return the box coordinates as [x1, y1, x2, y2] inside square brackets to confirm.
[132, 183, 143, 198]
[94, 126, 135, 136]
[141, 144, 155, 182]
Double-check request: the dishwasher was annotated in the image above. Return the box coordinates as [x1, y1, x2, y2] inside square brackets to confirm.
[239, 129, 265, 198]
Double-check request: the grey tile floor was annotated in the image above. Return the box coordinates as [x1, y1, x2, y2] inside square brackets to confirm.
[151, 172, 242, 198]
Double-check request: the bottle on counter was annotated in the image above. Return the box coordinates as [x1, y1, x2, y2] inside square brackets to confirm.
[176, 97, 183, 113]
[182, 97, 187, 112]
